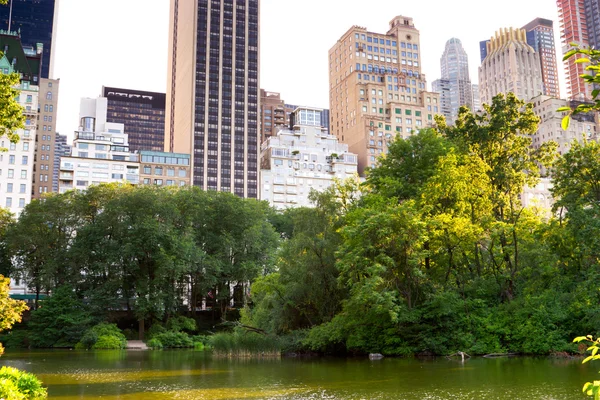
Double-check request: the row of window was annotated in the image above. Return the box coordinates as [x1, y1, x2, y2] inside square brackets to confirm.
[4, 198, 26, 208]
[141, 166, 187, 177]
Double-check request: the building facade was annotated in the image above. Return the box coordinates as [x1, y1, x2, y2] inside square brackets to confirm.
[557, 0, 595, 99]
[32, 77, 59, 198]
[59, 98, 140, 193]
[260, 90, 286, 143]
[0, 0, 57, 79]
[472, 84, 481, 111]
[522, 18, 560, 99]
[165, 0, 260, 198]
[260, 107, 358, 209]
[479, 28, 543, 105]
[139, 151, 191, 187]
[531, 94, 598, 155]
[433, 38, 473, 124]
[103, 86, 166, 153]
[0, 30, 41, 215]
[329, 16, 440, 174]
[52, 133, 69, 193]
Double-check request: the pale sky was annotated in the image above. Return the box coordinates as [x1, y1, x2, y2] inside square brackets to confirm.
[53, 0, 564, 140]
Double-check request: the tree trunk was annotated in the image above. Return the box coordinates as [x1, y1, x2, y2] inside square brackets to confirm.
[138, 318, 145, 341]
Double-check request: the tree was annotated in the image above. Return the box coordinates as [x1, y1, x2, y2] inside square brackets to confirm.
[0, 72, 25, 148]
[0, 276, 27, 355]
[437, 93, 557, 299]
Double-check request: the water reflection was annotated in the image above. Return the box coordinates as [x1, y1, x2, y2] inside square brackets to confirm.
[0, 350, 594, 399]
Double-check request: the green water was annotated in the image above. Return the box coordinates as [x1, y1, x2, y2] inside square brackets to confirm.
[0, 350, 595, 399]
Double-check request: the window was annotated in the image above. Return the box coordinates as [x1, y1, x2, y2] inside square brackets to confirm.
[143, 178, 150, 184]
[178, 169, 186, 177]
[7, 183, 12, 193]
[23, 142, 29, 151]
[21, 156, 28, 165]
[143, 166, 151, 174]
[9, 143, 15, 151]
[19, 184, 25, 193]
[405, 109, 412, 115]
[167, 168, 175, 177]
[20, 170, 26, 179]
[8, 169, 13, 178]
[155, 167, 163, 175]
[154, 179, 163, 185]
[5, 198, 11, 208]
[46, 92, 52, 100]
[8, 155, 14, 164]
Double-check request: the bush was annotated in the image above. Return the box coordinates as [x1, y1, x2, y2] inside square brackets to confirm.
[165, 316, 197, 333]
[0, 330, 29, 349]
[194, 342, 205, 351]
[0, 366, 47, 399]
[147, 338, 163, 350]
[92, 335, 124, 350]
[146, 323, 166, 339]
[151, 331, 193, 348]
[77, 323, 127, 350]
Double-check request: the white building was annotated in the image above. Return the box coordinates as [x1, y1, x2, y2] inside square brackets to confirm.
[531, 94, 598, 155]
[260, 107, 358, 209]
[59, 98, 139, 193]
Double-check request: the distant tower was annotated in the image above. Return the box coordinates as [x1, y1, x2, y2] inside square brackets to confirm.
[557, 0, 596, 99]
[479, 28, 543, 105]
[522, 18, 560, 98]
[0, 0, 58, 79]
[434, 38, 473, 123]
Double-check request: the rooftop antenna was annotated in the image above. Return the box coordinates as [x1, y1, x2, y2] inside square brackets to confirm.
[7, 0, 13, 32]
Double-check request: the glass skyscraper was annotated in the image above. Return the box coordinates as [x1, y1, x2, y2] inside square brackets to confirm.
[166, 0, 259, 198]
[0, 0, 57, 79]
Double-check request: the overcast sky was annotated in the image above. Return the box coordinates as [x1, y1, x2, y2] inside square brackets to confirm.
[53, 0, 564, 139]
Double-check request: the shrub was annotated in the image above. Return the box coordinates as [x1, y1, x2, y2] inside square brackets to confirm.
[151, 331, 193, 348]
[146, 323, 166, 339]
[147, 338, 163, 350]
[0, 366, 47, 399]
[92, 335, 124, 350]
[0, 330, 29, 349]
[194, 342, 205, 351]
[77, 323, 127, 350]
[165, 316, 197, 333]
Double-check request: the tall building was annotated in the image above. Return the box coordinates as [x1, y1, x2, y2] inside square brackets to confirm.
[0, 31, 40, 215]
[586, 0, 600, 49]
[522, 18, 560, 98]
[165, 0, 260, 198]
[103, 86, 166, 153]
[52, 133, 69, 193]
[329, 16, 440, 174]
[472, 84, 481, 112]
[260, 107, 358, 209]
[0, 0, 57, 79]
[479, 28, 543, 105]
[557, 0, 595, 99]
[433, 38, 473, 124]
[32, 77, 59, 198]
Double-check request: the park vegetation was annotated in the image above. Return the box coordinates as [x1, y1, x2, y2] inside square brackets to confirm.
[0, 90, 598, 358]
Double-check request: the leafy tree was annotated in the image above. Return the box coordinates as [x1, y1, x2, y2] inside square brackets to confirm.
[0, 72, 25, 148]
[0, 276, 27, 355]
[27, 286, 92, 348]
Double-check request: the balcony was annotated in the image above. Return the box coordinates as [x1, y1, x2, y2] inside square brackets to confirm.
[61, 163, 74, 171]
[59, 172, 74, 180]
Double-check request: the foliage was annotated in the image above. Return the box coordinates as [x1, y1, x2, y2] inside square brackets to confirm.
[150, 331, 194, 348]
[77, 323, 126, 350]
[209, 331, 281, 357]
[92, 335, 125, 350]
[147, 338, 163, 350]
[165, 316, 197, 333]
[0, 72, 26, 149]
[27, 286, 92, 348]
[574, 336, 600, 399]
[0, 276, 27, 355]
[0, 366, 47, 400]
[559, 45, 600, 129]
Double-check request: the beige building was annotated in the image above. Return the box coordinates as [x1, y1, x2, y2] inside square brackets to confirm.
[33, 78, 59, 198]
[329, 16, 440, 174]
[479, 28, 543, 105]
[139, 151, 191, 187]
[531, 94, 598, 155]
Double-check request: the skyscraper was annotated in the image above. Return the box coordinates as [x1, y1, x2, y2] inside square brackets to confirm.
[103, 86, 166, 152]
[585, 0, 600, 49]
[433, 38, 473, 124]
[479, 28, 543, 105]
[165, 0, 259, 198]
[329, 16, 440, 174]
[0, 0, 57, 79]
[32, 77, 59, 199]
[522, 18, 560, 98]
[557, 0, 594, 99]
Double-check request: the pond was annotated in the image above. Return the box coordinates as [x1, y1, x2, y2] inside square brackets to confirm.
[0, 350, 595, 399]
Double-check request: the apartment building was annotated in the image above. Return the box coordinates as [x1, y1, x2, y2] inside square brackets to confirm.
[329, 16, 440, 174]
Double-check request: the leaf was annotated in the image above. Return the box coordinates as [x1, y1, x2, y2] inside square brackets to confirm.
[574, 336, 589, 343]
[556, 107, 571, 112]
[575, 58, 591, 64]
[561, 115, 571, 131]
[583, 355, 594, 363]
[584, 382, 592, 393]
